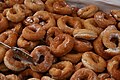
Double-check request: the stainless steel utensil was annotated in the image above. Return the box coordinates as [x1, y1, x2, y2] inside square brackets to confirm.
[0, 41, 37, 65]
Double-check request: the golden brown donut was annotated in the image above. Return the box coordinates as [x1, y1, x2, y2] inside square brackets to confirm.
[0, 73, 7, 80]
[22, 24, 46, 41]
[0, 13, 8, 33]
[0, 62, 9, 72]
[6, 7, 25, 23]
[0, 30, 18, 47]
[57, 16, 82, 35]
[18, 69, 41, 80]
[94, 12, 116, 29]
[73, 39, 93, 52]
[6, 74, 20, 80]
[107, 55, 120, 80]
[70, 68, 99, 80]
[102, 28, 120, 54]
[73, 29, 98, 40]
[98, 73, 115, 80]
[93, 25, 120, 59]
[33, 11, 56, 30]
[46, 27, 63, 45]
[111, 10, 120, 21]
[50, 34, 74, 57]
[4, 49, 27, 71]
[49, 61, 74, 80]
[52, 0, 72, 15]
[17, 35, 40, 51]
[13, 4, 32, 17]
[60, 51, 83, 64]
[84, 18, 103, 35]
[24, 0, 45, 12]
[77, 5, 98, 19]
[30, 46, 54, 72]
[45, 0, 55, 12]
[4, 0, 24, 7]
[45, 0, 72, 15]
[82, 52, 106, 72]
[41, 76, 55, 80]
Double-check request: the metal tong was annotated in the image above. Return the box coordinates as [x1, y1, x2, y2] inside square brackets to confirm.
[0, 41, 37, 65]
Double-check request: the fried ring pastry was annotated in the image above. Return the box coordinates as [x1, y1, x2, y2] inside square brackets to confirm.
[13, 4, 32, 17]
[94, 12, 116, 29]
[77, 5, 98, 19]
[22, 24, 46, 41]
[49, 61, 74, 80]
[84, 18, 103, 35]
[4, 49, 27, 71]
[70, 68, 99, 80]
[93, 25, 120, 59]
[57, 16, 82, 35]
[111, 10, 120, 21]
[53, 0, 72, 15]
[30, 46, 54, 72]
[33, 11, 56, 30]
[82, 52, 106, 72]
[73, 29, 98, 40]
[24, 0, 45, 12]
[46, 27, 63, 45]
[18, 69, 41, 80]
[50, 34, 74, 57]
[17, 35, 40, 51]
[0, 30, 18, 47]
[107, 55, 120, 80]
[6, 7, 25, 23]
[4, 0, 24, 7]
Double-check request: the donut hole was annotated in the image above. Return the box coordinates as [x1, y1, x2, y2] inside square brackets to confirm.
[38, 17, 47, 26]
[39, 21, 46, 26]
[110, 36, 119, 47]
[104, 15, 109, 20]
[13, 55, 21, 61]
[10, 9, 17, 14]
[66, 21, 73, 28]
[37, 55, 44, 64]
[3, 34, 9, 40]
[80, 76, 88, 80]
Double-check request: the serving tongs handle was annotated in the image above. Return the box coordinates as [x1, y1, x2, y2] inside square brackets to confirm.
[0, 41, 37, 65]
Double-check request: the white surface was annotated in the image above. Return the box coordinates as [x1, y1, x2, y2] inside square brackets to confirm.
[67, 0, 120, 12]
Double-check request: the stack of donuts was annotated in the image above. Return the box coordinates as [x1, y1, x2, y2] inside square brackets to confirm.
[0, 0, 120, 80]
